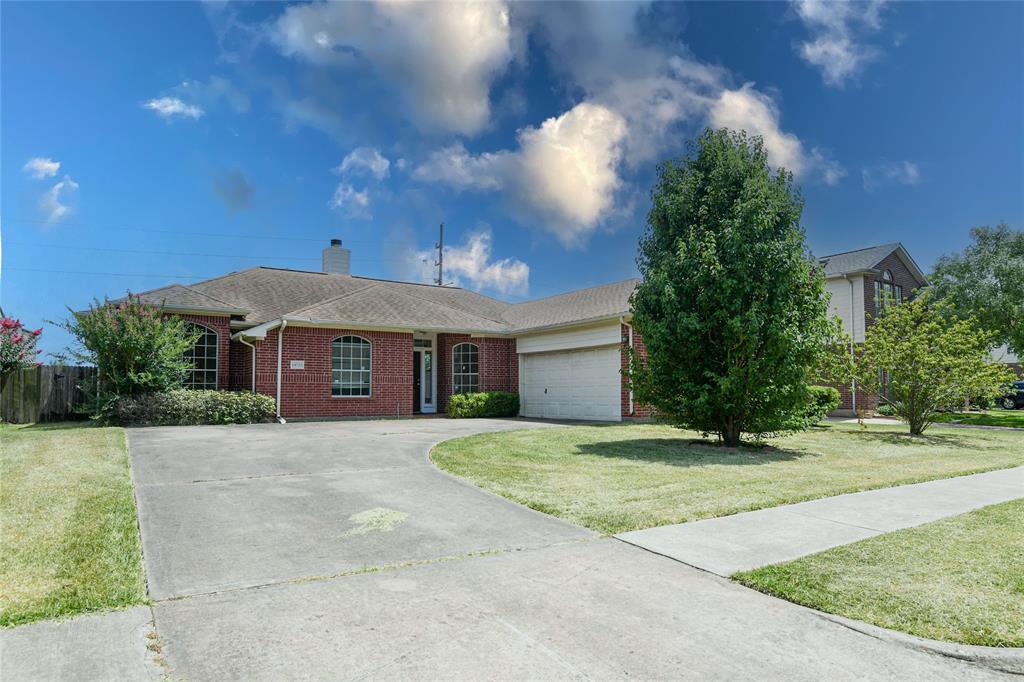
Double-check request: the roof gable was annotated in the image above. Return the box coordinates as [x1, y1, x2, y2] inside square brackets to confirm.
[818, 242, 928, 285]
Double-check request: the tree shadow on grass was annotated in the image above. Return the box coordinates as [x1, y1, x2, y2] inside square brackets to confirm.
[575, 438, 815, 468]
[839, 429, 976, 448]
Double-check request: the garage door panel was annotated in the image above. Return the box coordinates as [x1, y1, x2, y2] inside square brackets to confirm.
[521, 347, 621, 421]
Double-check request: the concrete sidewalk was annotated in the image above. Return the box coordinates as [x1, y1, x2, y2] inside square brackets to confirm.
[616, 466, 1024, 576]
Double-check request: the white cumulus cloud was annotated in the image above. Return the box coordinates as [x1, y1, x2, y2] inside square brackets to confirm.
[272, 0, 517, 135]
[328, 183, 370, 217]
[411, 4, 844, 246]
[793, 0, 887, 87]
[336, 147, 391, 180]
[404, 228, 529, 295]
[40, 175, 79, 224]
[143, 97, 205, 119]
[23, 157, 61, 179]
[709, 84, 844, 184]
[414, 102, 628, 247]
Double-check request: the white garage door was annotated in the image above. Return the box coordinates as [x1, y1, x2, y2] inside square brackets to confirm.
[520, 346, 621, 421]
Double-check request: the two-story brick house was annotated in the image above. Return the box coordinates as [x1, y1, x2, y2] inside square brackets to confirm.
[819, 243, 930, 414]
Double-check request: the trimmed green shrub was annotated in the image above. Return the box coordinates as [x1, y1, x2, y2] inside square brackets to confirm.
[804, 385, 841, 424]
[114, 389, 276, 426]
[447, 391, 520, 418]
[876, 403, 898, 417]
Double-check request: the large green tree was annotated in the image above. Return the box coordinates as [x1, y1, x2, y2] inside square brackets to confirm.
[928, 223, 1024, 354]
[856, 298, 1012, 435]
[630, 128, 839, 446]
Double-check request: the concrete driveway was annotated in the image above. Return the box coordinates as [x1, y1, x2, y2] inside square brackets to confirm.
[128, 418, 589, 599]
[3, 419, 1009, 680]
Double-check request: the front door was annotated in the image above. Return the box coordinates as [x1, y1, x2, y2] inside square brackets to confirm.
[412, 351, 422, 413]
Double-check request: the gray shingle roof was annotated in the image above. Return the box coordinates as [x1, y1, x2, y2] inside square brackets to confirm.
[133, 267, 637, 335]
[817, 243, 900, 277]
[503, 279, 639, 331]
[131, 284, 248, 314]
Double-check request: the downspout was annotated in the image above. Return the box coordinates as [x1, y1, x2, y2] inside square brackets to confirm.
[845, 275, 857, 413]
[238, 336, 257, 393]
[275, 320, 287, 422]
[621, 317, 635, 416]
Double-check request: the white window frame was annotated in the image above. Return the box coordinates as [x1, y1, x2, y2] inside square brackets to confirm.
[183, 322, 219, 389]
[451, 342, 480, 395]
[332, 335, 372, 398]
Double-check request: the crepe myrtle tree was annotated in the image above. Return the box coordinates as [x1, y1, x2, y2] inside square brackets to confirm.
[0, 315, 43, 378]
[53, 294, 200, 411]
[629, 128, 841, 446]
[857, 297, 1013, 435]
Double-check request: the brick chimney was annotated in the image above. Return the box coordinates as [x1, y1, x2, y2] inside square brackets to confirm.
[322, 238, 351, 275]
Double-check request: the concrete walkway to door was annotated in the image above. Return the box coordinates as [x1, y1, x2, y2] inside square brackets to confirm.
[617, 465, 1024, 576]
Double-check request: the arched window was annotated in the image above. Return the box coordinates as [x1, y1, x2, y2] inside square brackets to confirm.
[183, 322, 218, 389]
[333, 335, 371, 396]
[452, 342, 479, 394]
[874, 271, 901, 310]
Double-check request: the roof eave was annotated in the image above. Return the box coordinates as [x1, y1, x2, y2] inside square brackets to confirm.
[233, 316, 512, 340]
[161, 303, 249, 316]
[512, 312, 630, 335]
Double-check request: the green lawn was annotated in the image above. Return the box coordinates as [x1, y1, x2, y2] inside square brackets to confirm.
[932, 410, 1024, 428]
[0, 423, 147, 627]
[734, 500, 1024, 647]
[430, 422, 1024, 534]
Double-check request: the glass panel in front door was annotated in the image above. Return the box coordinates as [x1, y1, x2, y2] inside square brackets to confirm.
[423, 351, 433, 404]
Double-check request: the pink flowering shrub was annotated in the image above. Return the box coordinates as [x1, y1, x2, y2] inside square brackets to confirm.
[0, 316, 42, 376]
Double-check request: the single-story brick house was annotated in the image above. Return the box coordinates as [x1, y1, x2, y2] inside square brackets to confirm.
[133, 239, 930, 421]
[819, 242, 930, 414]
[135, 240, 649, 421]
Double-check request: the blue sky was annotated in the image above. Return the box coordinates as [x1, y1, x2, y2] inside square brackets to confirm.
[3, 1, 1022, 355]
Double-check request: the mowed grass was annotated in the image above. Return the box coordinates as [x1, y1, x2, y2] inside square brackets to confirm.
[0, 423, 147, 626]
[734, 500, 1024, 647]
[430, 422, 1024, 534]
[932, 410, 1024, 429]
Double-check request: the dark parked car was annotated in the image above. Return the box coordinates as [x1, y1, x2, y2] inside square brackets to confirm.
[999, 381, 1024, 410]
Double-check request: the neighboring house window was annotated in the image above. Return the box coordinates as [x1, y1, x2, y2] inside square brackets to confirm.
[332, 335, 372, 396]
[874, 270, 900, 311]
[452, 342, 479, 394]
[183, 322, 218, 389]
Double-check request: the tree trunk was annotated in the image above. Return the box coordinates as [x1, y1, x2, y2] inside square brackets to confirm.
[721, 422, 742, 447]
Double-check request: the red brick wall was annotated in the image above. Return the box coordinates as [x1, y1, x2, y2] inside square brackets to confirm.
[252, 326, 414, 418]
[621, 323, 652, 418]
[833, 378, 879, 413]
[178, 314, 232, 390]
[229, 340, 253, 391]
[863, 252, 924, 330]
[436, 334, 518, 413]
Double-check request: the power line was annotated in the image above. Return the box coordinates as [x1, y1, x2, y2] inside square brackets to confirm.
[6, 267, 211, 279]
[4, 241, 398, 264]
[5, 242, 319, 262]
[5, 217, 413, 246]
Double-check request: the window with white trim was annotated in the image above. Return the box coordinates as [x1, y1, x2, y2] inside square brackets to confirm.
[452, 342, 479, 394]
[332, 336, 371, 396]
[183, 322, 218, 389]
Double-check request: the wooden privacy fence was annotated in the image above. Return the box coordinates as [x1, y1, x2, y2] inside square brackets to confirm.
[1, 365, 96, 423]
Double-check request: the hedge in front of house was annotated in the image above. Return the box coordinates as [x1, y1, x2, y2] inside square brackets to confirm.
[804, 385, 841, 424]
[447, 391, 520, 418]
[114, 389, 276, 426]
